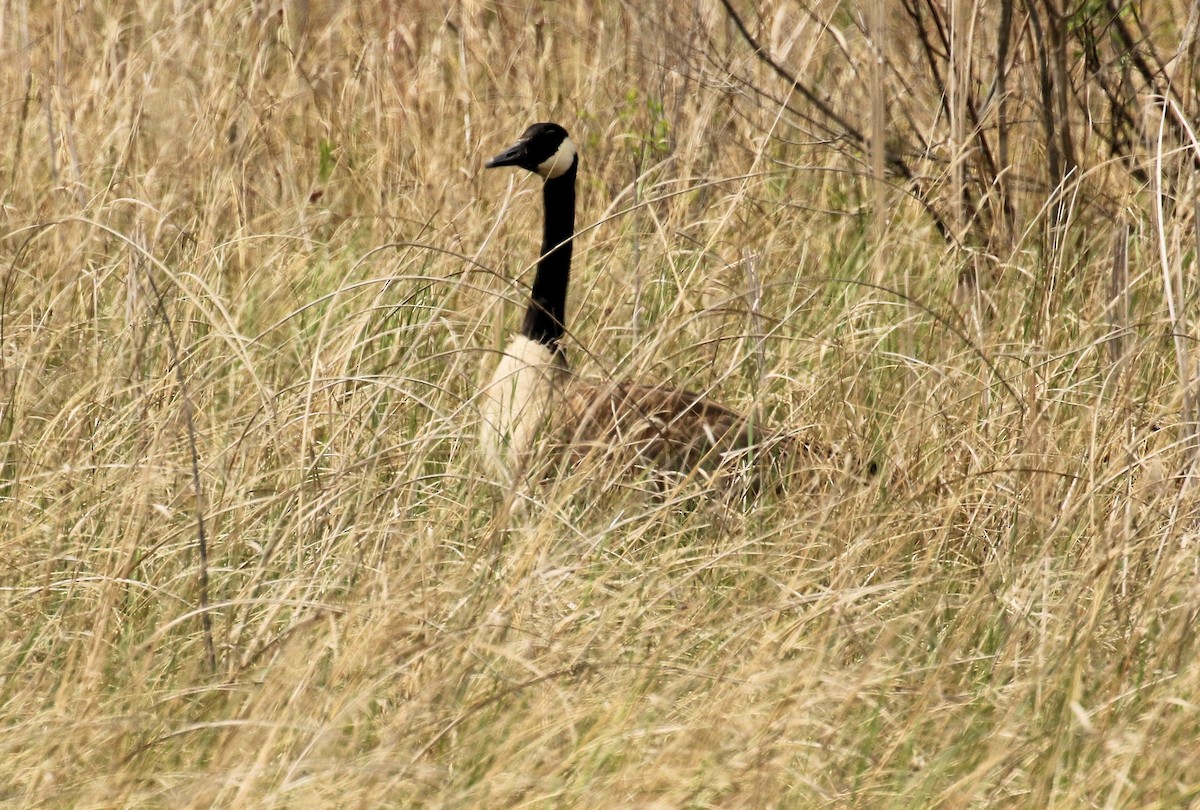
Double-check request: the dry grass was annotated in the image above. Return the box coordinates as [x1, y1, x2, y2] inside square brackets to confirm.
[3, 1, 1200, 806]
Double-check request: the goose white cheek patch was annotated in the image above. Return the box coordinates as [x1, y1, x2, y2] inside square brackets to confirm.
[536, 137, 577, 179]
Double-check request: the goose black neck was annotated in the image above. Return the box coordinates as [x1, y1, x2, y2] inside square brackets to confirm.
[521, 159, 577, 349]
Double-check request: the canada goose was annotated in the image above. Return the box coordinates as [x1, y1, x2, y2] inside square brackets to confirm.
[478, 122, 806, 486]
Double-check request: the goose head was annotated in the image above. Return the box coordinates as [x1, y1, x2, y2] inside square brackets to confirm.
[485, 122, 577, 180]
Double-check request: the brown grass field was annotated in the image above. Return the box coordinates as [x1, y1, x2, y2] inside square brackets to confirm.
[3, 1, 1200, 806]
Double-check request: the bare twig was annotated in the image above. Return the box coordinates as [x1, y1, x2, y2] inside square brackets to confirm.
[141, 257, 217, 673]
[870, 0, 888, 278]
[1152, 101, 1197, 465]
[1106, 222, 1129, 365]
[993, 0, 1015, 240]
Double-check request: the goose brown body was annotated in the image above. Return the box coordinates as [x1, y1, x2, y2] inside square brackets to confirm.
[478, 340, 772, 483]
[561, 379, 764, 472]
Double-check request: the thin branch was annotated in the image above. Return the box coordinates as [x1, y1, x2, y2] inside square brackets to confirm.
[142, 260, 217, 674]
